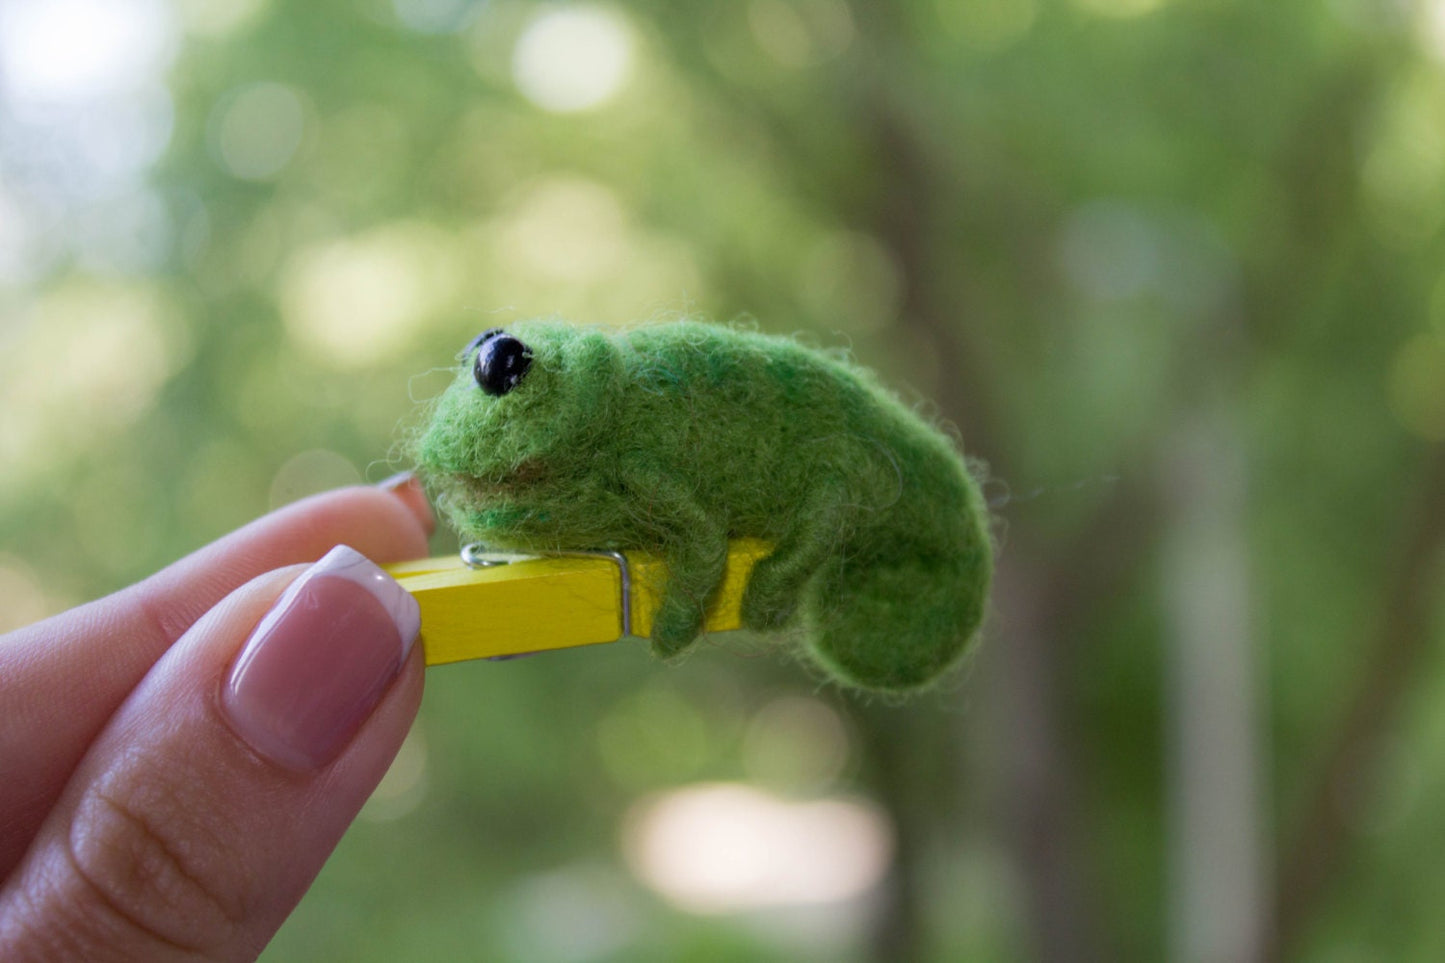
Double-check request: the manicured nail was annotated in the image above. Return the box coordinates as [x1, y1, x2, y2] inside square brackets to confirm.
[222, 545, 421, 770]
[376, 470, 436, 534]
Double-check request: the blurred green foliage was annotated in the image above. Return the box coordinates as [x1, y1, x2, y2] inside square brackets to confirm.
[8, 0, 1445, 959]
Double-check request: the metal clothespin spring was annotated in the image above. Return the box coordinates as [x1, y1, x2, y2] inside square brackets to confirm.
[458, 544, 633, 638]
[460, 543, 511, 569]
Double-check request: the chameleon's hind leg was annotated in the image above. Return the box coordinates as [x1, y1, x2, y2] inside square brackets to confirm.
[804, 553, 981, 691]
[740, 481, 848, 632]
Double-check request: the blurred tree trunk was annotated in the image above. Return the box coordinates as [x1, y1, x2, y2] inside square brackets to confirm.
[857, 59, 1111, 963]
[856, 706, 936, 963]
[1161, 406, 1269, 963]
[986, 553, 1106, 963]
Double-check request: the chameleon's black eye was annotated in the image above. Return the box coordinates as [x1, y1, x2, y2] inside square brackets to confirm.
[473, 333, 533, 396]
[463, 328, 503, 356]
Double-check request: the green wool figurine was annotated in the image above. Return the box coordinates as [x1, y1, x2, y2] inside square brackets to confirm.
[412, 320, 993, 692]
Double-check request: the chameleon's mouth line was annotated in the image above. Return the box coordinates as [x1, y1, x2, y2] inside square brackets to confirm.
[454, 459, 548, 503]
[453, 475, 511, 505]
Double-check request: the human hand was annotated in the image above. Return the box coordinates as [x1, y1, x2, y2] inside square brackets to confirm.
[0, 476, 435, 961]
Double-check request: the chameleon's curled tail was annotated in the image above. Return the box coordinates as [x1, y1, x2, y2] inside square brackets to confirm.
[801, 547, 990, 692]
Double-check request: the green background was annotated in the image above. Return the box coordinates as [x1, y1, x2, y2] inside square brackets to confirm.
[3, 0, 1444, 959]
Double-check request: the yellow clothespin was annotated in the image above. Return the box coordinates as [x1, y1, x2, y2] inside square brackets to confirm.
[384, 538, 774, 666]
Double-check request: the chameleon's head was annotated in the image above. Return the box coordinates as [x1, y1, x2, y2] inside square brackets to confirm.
[412, 320, 623, 541]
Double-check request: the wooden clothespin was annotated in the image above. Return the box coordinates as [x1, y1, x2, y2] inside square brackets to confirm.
[384, 538, 773, 666]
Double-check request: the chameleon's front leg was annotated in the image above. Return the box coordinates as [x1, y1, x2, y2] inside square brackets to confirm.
[650, 526, 729, 657]
[629, 465, 729, 657]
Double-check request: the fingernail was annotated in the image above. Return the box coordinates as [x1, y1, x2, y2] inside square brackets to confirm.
[221, 545, 421, 771]
[376, 470, 436, 535]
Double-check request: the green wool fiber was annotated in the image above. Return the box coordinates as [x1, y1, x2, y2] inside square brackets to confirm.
[411, 320, 993, 692]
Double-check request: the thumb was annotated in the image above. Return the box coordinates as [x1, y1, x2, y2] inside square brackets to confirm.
[0, 546, 424, 963]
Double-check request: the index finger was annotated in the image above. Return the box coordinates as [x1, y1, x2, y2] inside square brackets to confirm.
[0, 479, 434, 875]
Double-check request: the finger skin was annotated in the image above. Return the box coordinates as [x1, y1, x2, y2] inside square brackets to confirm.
[0, 485, 431, 875]
[0, 568, 425, 963]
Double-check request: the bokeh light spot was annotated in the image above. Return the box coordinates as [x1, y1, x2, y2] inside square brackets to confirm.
[512, 6, 634, 113]
[597, 685, 709, 788]
[748, 0, 854, 67]
[280, 222, 459, 369]
[742, 696, 851, 793]
[748, 0, 814, 67]
[498, 177, 630, 282]
[623, 783, 893, 914]
[1418, 0, 1445, 61]
[1362, 73, 1445, 248]
[0, 0, 174, 109]
[0, 282, 188, 498]
[211, 82, 306, 181]
[0, 0, 175, 280]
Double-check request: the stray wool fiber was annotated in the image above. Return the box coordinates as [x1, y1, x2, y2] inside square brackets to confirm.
[412, 320, 992, 692]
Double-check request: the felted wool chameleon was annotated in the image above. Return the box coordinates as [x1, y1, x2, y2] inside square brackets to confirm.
[411, 320, 992, 692]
